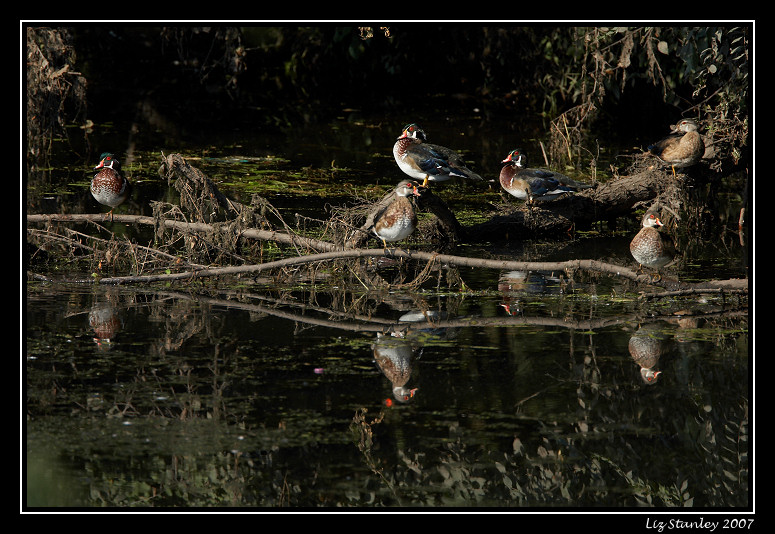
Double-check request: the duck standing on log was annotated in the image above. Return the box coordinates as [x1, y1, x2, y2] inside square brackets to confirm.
[630, 210, 676, 279]
[371, 180, 422, 248]
[499, 148, 594, 204]
[91, 152, 131, 221]
[393, 123, 483, 187]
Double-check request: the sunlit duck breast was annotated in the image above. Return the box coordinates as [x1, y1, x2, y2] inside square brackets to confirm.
[91, 152, 131, 220]
[630, 211, 675, 271]
[499, 149, 593, 203]
[648, 118, 704, 176]
[393, 123, 483, 187]
[372, 180, 421, 247]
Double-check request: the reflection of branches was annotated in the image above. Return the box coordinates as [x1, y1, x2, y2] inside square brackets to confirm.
[83, 248, 746, 293]
[155, 288, 747, 337]
[590, 453, 688, 507]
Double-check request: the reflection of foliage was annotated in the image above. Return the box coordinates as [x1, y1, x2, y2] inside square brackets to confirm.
[26, 282, 748, 507]
[341, 393, 749, 507]
[591, 453, 690, 506]
[339, 323, 749, 507]
[349, 407, 402, 504]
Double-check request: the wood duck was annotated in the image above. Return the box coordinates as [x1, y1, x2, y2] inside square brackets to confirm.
[648, 118, 704, 176]
[372, 180, 421, 248]
[630, 211, 675, 274]
[91, 152, 131, 220]
[498, 270, 563, 314]
[393, 123, 482, 187]
[89, 304, 123, 346]
[499, 149, 593, 203]
[628, 324, 666, 385]
[373, 333, 419, 403]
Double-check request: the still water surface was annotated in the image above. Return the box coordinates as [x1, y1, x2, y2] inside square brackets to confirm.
[25, 113, 749, 509]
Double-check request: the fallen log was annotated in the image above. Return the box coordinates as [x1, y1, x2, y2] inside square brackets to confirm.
[26, 153, 748, 294]
[467, 168, 675, 241]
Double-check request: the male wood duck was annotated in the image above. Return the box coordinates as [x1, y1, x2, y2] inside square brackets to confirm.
[91, 152, 131, 220]
[499, 149, 593, 203]
[393, 123, 483, 187]
[372, 180, 421, 248]
[648, 118, 704, 176]
[630, 211, 675, 275]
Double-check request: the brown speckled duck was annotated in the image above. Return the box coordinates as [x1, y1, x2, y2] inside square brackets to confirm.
[372, 181, 421, 248]
[630, 211, 675, 276]
[373, 333, 419, 403]
[648, 119, 704, 176]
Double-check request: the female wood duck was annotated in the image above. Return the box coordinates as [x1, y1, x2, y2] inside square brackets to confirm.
[372, 180, 421, 248]
[628, 324, 666, 385]
[393, 123, 482, 187]
[373, 333, 419, 403]
[630, 211, 675, 274]
[648, 118, 704, 176]
[91, 152, 131, 220]
[499, 149, 593, 203]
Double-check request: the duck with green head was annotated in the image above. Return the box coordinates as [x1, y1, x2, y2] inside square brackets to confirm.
[393, 123, 483, 187]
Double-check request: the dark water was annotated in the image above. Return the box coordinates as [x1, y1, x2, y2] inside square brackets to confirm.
[25, 113, 750, 509]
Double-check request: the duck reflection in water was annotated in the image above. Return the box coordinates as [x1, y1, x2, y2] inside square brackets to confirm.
[628, 323, 670, 385]
[498, 270, 564, 315]
[89, 303, 124, 348]
[372, 333, 422, 404]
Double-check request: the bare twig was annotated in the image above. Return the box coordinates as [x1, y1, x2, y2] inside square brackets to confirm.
[26, 213, 340, 253]
[32, 246, 744, 294]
